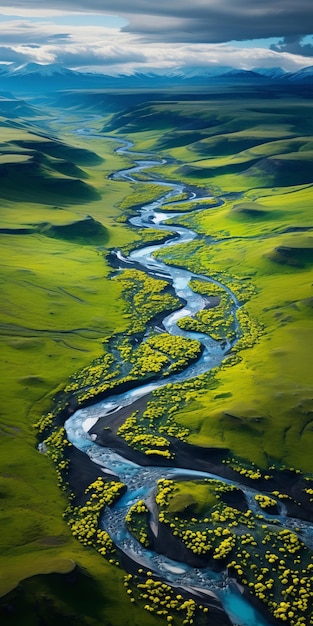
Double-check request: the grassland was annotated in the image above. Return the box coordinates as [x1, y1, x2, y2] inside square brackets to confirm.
[1, 85, 313, 626]
[0, 111, 165, 626]
[93, 90, 313, 625]
[106, 91, 313, 473]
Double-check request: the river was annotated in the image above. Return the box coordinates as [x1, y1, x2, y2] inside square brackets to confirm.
[65, 133, 311, 626]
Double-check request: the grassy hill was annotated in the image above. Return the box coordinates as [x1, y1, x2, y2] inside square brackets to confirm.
[0, 112, 164, 626]
[105, 93, 313, 472]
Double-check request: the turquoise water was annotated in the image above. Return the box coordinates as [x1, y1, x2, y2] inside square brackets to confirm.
[220, 588, 273, 626]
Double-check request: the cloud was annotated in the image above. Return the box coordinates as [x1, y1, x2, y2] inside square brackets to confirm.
[21, 42, 311, 75]
[0, 18, 120, 46]
[0, 19, 69, 44]
[0, 2, 312, 74]
[0, 18, 148, 69]
[271, 36, 313, 57]
[0, 1, 312, 43]
[121, 2, 313, 45]
[54, 45, 146, 68]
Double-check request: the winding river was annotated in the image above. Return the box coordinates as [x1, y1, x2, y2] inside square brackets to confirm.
[65, 133, 311, 626]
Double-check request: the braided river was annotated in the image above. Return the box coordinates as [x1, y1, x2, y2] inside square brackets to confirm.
[65, 133, 312, 626]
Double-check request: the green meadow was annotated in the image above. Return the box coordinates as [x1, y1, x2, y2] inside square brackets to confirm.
[1, 86, 313, 626]
[105, 92, 313, 472]
[0, 113, 162, 625]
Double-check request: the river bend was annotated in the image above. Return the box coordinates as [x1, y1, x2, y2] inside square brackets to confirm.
[65, 135, 311, 626]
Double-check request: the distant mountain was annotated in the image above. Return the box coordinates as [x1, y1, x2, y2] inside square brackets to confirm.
[156, 65, 234, 79]
[286, 66, 313, 82]
[9, 62, 77, 78]
[0, 63, 92, 92]
[216, 69, 268, 83]
[253, 67, 287, 79]
[0, 62, 311, 94]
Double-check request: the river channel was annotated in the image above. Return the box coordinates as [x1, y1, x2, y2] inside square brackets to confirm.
[65, 134, 311, 626]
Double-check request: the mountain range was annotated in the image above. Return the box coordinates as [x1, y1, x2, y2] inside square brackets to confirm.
[0, 62, 312, 94]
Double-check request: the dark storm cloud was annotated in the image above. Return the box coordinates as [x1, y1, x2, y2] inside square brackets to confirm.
[122, 2, 313, 45]
[271, 36, 313, 57]
[1, 0, 313, 44]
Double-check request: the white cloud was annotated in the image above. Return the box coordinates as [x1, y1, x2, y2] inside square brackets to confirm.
[24, 41, 313, 74]
[0, 7, 77, 17]
[0, 3, 312, 73]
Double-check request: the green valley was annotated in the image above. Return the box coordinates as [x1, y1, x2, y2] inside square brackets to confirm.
[0, 83, 313, 626]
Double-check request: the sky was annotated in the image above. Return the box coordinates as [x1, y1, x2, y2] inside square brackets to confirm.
[0, 1, 312, 74]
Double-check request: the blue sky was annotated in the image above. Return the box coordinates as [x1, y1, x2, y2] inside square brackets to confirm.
[0, 2, 312, 73]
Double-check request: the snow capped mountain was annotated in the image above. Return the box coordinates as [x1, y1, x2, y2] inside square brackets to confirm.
[0, 62, 311, 93]
[0, 62, 85, 93]
[9, 62, 78, 77]
[158, 65, 234, 79]
[253, 67, 287, 79]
